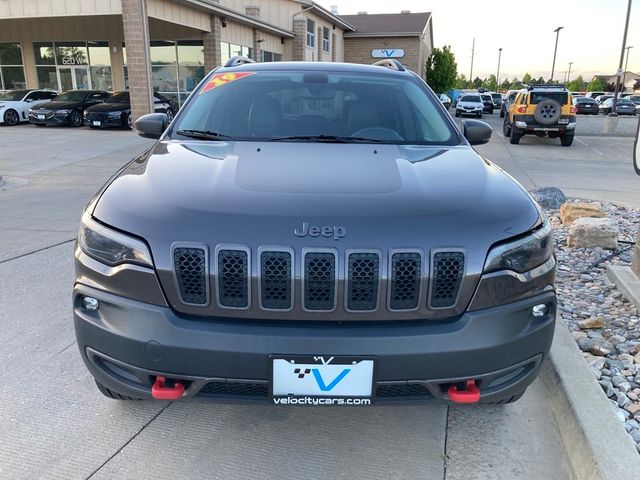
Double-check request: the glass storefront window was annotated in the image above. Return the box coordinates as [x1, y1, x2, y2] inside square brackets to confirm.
[178, 65, 204, 93]
[221, 42, 230, 65]
[34, 42, 56, 65]
[55, 42, 88, 66]
[177, 41, 204, 65]
[0, 43, 23, 65]
[152, 65, 178, 92]
[36, 66, 58, 90]
[1, 66, 26, 89]
[88, 41, 111, 66]
[90, 66, 113, 91]
[150, 41, 177, 64]
[0, 43, 26, 90]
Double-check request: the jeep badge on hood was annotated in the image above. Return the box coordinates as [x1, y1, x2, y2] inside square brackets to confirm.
[294, 222, 346, 240]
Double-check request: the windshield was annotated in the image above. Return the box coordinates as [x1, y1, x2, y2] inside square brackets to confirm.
[0, 90, 29, 101]
[55, 91, 89, 102]
[491, 94, 501, 100]
[172, 70, 458, 145]
[529, 92, 568, 105]
[460, 95, 481, 102]
[108, 92, 130, 103]
[575, 97, 591, 103]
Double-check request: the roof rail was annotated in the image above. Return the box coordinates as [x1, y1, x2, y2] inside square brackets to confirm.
[524, 83, 567, 90]
[372, 59, 406, 72]
[224, 56, 256, 68]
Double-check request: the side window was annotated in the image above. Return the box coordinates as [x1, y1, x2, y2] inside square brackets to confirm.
[102, 92, 111, 100]
[25, 91, 40, 101]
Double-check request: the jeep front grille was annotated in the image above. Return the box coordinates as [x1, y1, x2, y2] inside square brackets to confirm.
[389, 252, 422, 311]
[173, 247, 208, 305]
[346, 252, 380, 311]
[430, 251, 465, 308]
[259, 250, 293, 310]
[303, 251, 337, 311]
[217, 248, 250, 309]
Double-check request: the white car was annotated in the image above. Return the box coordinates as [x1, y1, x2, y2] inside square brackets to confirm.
[0, 89, 58, 126]
[455, 94, 484, 118]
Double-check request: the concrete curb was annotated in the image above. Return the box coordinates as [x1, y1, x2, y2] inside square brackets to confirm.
[607, 265, 640, 309]
[541, 317, 640, 480]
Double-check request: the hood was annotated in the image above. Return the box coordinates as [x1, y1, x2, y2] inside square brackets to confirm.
[34, 100, 84, 110]
[93, 140, 538, 257]
[85, 102, 130, 113]
[458, 101, 482, 107]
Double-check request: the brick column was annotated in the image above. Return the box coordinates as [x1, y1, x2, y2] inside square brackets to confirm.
[121, 0, 153, 122]
[292, 18, 306, 61]
[109, 41, 125, 91]
[252, 29, 262, 62]
[317, 26, 322, 61]
[203, 15, 222, 71]
[331, 32, 337, 62]
[20, 41, 38, 88]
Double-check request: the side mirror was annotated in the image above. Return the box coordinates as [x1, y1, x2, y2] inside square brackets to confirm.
[462, 119, 492, 145]
[135, 113, 167, 139]
[25, 98, 33, 103]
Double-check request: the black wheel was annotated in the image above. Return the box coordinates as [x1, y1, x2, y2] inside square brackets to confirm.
[455, 110, 460, 117]
[503, 118, 512, 136]
[510, 127, 522, 144]
[127, 114, 132, 129]
[69, 110, 83, 127]
[560, 133, 574, 147]
[95, 380, 142, 400]
[166, 109, 174, 123]
[3, 109, 19, 126]
[499, 109, 505, 118]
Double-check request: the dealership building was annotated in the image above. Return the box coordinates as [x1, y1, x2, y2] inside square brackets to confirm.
[0, 1, 433, 119]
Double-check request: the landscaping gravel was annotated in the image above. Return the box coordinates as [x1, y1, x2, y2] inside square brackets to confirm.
[544, 199, 640, 452]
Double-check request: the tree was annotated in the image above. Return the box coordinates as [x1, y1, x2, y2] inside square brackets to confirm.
[587, 77, 608, 92]
[500, 79, 511, 90]
[522, 73, 532, 84]
[455, 73, 470, 89]
[566, 75, 586, 92]
[509, 77, 522, 89]
[472, 76, 483, 89]
[482, 74, 498, 91]
[425, 45, 457, 93]
[536, 76, 545, 84]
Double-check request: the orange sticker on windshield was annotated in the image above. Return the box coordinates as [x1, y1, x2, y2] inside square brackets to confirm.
[200, 72, 255, 94]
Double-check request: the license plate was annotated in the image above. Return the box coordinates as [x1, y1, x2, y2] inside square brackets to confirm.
[92, 121, 101, 126]
[37, 114, 45, 120]
[271, 355, 375, 405]
[558, 119, 569, 124]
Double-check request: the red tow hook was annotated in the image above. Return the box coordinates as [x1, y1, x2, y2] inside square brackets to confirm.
[448, 380, 480, 404]
[151, 376, 185, 400]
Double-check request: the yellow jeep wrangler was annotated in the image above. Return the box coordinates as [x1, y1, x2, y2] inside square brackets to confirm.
[503, 84, 576, 146]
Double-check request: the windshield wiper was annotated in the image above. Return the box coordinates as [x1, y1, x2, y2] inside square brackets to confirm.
[176, 129, 233, 141]
[270, 134, 386, 143]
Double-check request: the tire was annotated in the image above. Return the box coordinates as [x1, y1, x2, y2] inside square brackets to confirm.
[500, 109, 505, 118]
[127, 114, 132, 129]
[455, 110, 460, 117]
[510, 127, 522, 144]
[166, 109, 174, 123]
[95, 380, 142, 401]
[68, 110, 83, 127]
[503, 118, 512, 137]
[560, 133, 574, 147]
[3, 109, 19, 126]
[533, 99, 562, 125]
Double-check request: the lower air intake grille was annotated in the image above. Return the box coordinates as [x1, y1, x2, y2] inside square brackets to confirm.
[347, 252, 380, 311]
[304, 252, 336, 311]
[173, 247, 207, 305]
[430, 251, 465, 308]
[260, 251, 292, 310]
[199, 381, 268, 397]
[389, 252, 421, 310]
[218, 249, 249, 308]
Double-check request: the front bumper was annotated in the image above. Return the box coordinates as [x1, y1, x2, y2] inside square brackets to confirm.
[74, 283, 556, 404]
[28, 112, 70, 125]
[84, 114, 124, 128]
[456, 108, 483, 116]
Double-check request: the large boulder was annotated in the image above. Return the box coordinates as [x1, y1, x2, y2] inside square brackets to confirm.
[532, 187, 566, 209]
[560, 202, 605, 225]
[567, 217, 619, 250]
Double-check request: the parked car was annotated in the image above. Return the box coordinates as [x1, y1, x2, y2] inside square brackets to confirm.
[584, 91, 606, 100]
[480, 94, 494, 113]
[455, 94, 484, 118]
[503, 84, 576, 146]
[594, 94, 614, 105]
[29, 90, 111, 127]
[84, 91, 175, 129]
[627, 95, 640, 113]
[490, 93, 502, 109]
[439, 93, 451, 109]
[0, 89, 57, 126]
[598, 98, 637, 115]
[500, 90, 520, 118]
[572, 96, 598, 115]
[73, 58, 556, 405]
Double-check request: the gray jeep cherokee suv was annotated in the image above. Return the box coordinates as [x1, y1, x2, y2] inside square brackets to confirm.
[73, 59, 556, 405]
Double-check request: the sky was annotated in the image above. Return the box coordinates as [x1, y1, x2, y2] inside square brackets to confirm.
[318, 0, 640, 83]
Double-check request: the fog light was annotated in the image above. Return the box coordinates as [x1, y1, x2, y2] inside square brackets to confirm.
[82, 296, 99, 311]
[532, 304, 548, 317]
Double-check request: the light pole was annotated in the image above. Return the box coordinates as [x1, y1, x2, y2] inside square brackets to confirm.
[567, 62, 573, 83]
[624, 46, 634, 76]
[612, 0, 632, 116]
[550, 26, 564, 83]
[496, 48, 502, 90]
[469, 37, 475, 84]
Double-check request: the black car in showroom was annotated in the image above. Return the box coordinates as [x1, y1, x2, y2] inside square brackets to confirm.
[84, 91, 175, 129]
[29, 90, 111, 127]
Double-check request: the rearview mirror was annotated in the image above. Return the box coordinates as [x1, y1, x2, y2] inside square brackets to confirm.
[461, 119, 492, 145]
[135, 113, 167, 139]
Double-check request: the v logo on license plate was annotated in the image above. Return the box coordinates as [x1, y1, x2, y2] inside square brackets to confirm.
[312, 368, 350, 391]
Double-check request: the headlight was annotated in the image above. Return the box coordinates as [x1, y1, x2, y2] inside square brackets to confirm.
[483, 215, 553, 274]
[107, 111, 121, 117]
[57, 109, 70, 114]
[78, 213, 153, 267]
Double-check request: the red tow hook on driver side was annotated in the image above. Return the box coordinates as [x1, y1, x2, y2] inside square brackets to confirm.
[151, 376, 185, 400]
[447, 380, 480, 404]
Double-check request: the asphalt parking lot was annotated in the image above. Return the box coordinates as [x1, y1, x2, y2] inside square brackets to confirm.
[2, 116, 637, 479]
